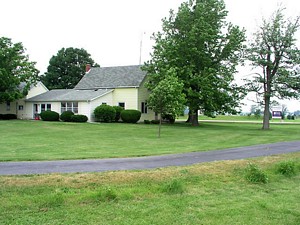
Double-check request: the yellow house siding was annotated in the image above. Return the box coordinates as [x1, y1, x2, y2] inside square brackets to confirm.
[113, 88, 138, 109]
[26, 82, 48, 99]
[138, 79, 156, 121]
[88, 91, 114, 121]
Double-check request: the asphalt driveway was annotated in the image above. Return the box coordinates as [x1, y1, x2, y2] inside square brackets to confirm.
[0, 141, 299, 175]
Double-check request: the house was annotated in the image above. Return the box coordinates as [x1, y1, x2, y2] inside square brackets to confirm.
[0, 82, 48, 119]
[23, 65, 154, 122]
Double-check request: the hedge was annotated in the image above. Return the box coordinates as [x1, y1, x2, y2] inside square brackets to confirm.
[121, 109, 141, 123]
[0, 114, 17, 120]
[60, 111, 74, 122]
[40, 111, 59, 121]
[94, 105, 116, 122]
[71, 114, 88, 123]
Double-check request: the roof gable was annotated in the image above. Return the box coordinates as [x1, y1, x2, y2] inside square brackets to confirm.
[74, 65, 147, 90]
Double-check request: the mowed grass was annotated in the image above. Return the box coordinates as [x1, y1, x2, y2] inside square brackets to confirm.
[0, 120, 300, 161]
[0, 153, 299, 224]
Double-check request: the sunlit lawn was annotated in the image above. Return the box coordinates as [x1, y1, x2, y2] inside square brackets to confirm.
[0, 120, 299, 161]
[0, 153, 299, 224]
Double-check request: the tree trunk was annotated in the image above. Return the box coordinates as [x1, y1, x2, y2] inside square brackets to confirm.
[186, 111, 192, 123]
[191, 109, 199, 126]
[262, 95, 270, 129]
[262, 66, 272, 130]
[158, 114, 162, 138]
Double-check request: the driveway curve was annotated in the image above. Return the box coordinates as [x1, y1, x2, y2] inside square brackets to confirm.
[0, 141, 299, 175]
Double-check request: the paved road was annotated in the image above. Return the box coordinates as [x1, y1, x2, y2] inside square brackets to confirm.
[0, 141, 299, 175]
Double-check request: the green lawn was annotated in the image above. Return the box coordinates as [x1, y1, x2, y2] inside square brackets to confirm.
[1, 120, 300, 161]
[1, 153, 299, 224]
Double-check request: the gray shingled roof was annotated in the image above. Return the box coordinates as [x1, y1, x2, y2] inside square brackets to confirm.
[74, 65, 147, 89]
[26, 89, 113, 102]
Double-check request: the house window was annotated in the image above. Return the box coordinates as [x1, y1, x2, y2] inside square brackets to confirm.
[102, 102, 107, 105]
[41, 103, 51, 112]
[61, 102, 78, 113]
[118, 102, 125, 109]
[6, 102, 10, 111]
[18, 105, 24, 110]
[141, 102, 148, 114]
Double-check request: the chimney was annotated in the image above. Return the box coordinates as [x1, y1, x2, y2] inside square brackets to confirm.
[85, 64, 91, 73]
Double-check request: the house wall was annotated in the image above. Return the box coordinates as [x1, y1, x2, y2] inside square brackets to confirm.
[26, 82, 48, 99]
[88, 91, 114, 121]
[0, 82, 48, 119]
[112, 88, 138, 109]
[137, 79, 156, 121]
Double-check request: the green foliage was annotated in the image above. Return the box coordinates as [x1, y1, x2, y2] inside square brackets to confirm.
[112, 106, 124, 122]
[146, 68, 186, 119]
[143, 0, 246, 126]
[40, 111, 59, 121]
[41, 47, 99, 89]
[244, 8, 300, 129]
[94, 104, 116, 123]
[144, 120, 151, 124]
[120, 109, 141, 123]
[162, 114, 176, 124]
[60, 111, 74, 122]
[1, 114, 17, 120]
[161, 179, 185, 194]
[276, 161, 296, 176]
[0, 37, 39, 103]
[151, 120, 160, 124]
[245, 163, 268, 184]
[146, 68, 186, 136]
[71, 114, 88, 123]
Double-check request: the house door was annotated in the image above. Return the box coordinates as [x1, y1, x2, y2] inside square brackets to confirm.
[33, 104, 39, 119]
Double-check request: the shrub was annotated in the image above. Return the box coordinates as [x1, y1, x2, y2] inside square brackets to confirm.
[113, 106, 124, 122]
[2, 114, 17, 120]
[161, 179, 185, 194]
[71, 114, 88, 123]
[144, 120, 151, 124]
[162, 114, 175, 124]
[0, 114, 3, 120]
[60, 111, 74, 122]
[276, 161, 296, 176]
[94, 105, 116, 123]
[40, 111, 59, 121]
[245, 163, 268, 184]
[120, 109, 141, 123]
[151, 119, 160, 124]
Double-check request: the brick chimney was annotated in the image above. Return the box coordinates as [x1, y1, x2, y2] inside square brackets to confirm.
[85, 64, 91, 72]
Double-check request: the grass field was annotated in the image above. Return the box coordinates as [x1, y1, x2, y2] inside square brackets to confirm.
[1, 153, 299, 224]
[0, 120, 300, 161]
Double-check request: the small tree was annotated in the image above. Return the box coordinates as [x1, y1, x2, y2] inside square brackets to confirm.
[245, 8, 300, 129]
[146, 68, 186, 137]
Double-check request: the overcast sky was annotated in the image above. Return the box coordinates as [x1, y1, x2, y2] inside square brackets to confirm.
[1, 0, 300, 112]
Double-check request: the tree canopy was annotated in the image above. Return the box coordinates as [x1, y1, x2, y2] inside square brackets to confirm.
[0, 37, 39, 103]
[143, 0, 246, 126]
[245, 8, 300, 129]
[41, 47, 99, 89]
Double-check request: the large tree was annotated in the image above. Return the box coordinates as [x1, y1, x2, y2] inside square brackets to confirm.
[0, 37, 39, 103]
[143, 0, 246, 126]
[245, 8, 300, 129]
[146, 68, 186, 137]
[41, 47, 99, 89]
